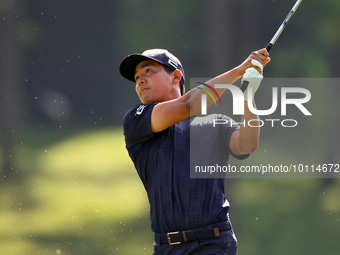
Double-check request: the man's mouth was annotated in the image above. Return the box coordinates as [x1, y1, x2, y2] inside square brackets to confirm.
[141, 88, 150, 93]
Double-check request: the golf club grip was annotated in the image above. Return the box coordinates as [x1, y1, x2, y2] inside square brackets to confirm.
[240, 80, 249, 92]
[266, 43, 273, 53]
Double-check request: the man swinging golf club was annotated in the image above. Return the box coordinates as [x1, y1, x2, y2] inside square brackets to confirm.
[120, 48, 270, 254]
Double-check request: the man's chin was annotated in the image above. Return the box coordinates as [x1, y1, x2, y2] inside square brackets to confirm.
[141, 96, 159, 104]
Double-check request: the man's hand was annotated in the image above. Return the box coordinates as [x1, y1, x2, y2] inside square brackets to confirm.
[242, 60, 263, 101]
[236, 48, 270, 77]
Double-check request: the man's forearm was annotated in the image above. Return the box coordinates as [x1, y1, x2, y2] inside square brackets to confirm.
[185, 48, 270, 117]
[238, 100, 260, 153]
[188, 67, 243, 116]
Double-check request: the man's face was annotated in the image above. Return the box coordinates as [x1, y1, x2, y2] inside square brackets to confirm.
[134, 60, 174, 104]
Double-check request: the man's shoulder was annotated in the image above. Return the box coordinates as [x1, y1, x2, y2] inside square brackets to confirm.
[123, 103, 158, 153]
[123, 104, 156, 124]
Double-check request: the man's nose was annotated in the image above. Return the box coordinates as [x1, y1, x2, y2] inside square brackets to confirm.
[137, 77, 146, 86]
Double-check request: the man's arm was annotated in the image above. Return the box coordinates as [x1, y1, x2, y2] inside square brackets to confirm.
[150, 67, 241, 133]
[229, 50, 270, 155]
[229, 100, 260, 155]
[151, 49, 270, 133]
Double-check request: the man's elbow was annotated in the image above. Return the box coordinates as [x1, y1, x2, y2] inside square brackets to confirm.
[241, 141, 259, 154]
[230, 131, 259, 155]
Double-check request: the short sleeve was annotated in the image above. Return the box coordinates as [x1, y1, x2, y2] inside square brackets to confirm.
[123, 104, 156, 153]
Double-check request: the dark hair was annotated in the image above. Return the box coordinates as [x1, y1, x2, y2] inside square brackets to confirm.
[162, 65, 185, 96]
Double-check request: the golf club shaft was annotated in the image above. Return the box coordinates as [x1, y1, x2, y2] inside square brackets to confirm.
[240, 0, 303, 92]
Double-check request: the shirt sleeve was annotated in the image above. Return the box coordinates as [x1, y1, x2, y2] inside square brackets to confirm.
[123, 103, 157, 154]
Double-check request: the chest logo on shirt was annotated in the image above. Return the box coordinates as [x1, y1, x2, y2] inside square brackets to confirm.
[136, 105, 147, 115]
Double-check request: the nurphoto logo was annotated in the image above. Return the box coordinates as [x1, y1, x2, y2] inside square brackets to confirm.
[199, 83, 312, 128]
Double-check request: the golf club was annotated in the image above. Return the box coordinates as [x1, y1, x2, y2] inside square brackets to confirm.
[239, 0, 303, 92]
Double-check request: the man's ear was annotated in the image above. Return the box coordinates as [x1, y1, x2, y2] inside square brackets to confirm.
[172, 70, 182, 84]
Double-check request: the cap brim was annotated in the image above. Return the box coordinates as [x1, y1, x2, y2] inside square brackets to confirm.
[119, 54, 164, 83]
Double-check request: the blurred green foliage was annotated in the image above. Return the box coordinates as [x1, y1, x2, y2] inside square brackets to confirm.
[0, 128, 339, 254]
[0, 128, 153, 254]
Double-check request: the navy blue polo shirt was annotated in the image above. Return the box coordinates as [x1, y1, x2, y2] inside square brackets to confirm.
[123, 103, 248, 233]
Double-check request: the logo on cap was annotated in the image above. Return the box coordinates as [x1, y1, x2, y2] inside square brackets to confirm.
[168, 59, 179, 70]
